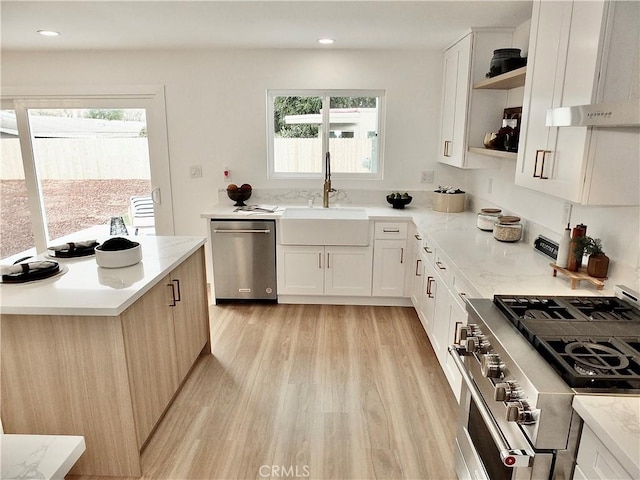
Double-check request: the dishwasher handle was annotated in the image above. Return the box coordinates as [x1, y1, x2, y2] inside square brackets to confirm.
[212, 229, 271, 234]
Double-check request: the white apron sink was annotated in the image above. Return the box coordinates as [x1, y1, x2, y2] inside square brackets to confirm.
[279, 207, 370, 245]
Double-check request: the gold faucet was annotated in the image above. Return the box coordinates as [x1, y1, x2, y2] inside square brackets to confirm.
[323, 151, 335, 208]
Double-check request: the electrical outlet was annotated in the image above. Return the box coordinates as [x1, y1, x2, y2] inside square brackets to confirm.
[487, 178, 493, 194]
[189, 165, 202, 178]
[562, 202, 573, 226]
[421, 170, 434, 184]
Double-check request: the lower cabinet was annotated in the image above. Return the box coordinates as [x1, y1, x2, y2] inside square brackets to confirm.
[573, 424, 634, 480]
[372, 239, 406, 297]
[122, 277, 180, 448]
[171, 248, 210, 380]
[277, 245, 373, 296]
[122, 247, 210, 447]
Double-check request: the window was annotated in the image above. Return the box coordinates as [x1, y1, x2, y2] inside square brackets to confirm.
[267, 90, 385, 179]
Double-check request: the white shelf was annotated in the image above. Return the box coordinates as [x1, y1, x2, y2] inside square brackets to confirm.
[469, 147, 517, 160]
[474, 67, 527, 90]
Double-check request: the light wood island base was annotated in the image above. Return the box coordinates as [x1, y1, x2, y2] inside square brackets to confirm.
[1, 247, 211, 477]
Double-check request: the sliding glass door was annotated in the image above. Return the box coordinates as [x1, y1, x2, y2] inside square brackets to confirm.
[2, 87, 173, 258]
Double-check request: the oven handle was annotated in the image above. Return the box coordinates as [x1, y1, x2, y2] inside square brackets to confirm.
[448, 346, 534, 468]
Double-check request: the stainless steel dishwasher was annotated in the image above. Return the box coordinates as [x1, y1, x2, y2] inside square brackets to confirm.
[209, 219, 277, 301]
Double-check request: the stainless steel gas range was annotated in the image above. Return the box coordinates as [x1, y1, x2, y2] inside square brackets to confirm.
[448, 285, 640, 480]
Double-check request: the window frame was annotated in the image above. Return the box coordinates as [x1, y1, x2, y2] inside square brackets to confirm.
[267, 89, 385, 180]
[1, 85, 173, 256]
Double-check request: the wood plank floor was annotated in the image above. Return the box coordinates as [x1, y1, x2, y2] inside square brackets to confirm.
[75, 304, 459, 480]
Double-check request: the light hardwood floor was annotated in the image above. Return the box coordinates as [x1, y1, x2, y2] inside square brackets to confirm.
[73, 304, 458, 480]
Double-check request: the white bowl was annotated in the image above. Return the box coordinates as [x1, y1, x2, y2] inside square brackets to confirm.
[95, 244, 142, 268]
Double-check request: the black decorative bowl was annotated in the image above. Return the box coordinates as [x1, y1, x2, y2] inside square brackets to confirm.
[386, 195, 412, 209]
[227, 185, 252, 206]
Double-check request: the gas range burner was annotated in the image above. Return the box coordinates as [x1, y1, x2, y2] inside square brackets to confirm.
[534, 335, 640, 390]
[494, 294, 640, 324]
[565, 296, 640, 322]
[494, 296, 577, 324]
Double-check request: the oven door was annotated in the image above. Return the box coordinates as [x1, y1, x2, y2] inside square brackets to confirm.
[449, 347, 555, 480]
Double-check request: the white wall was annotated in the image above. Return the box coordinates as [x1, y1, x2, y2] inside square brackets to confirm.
[1, 48, 442, 237]
[3, 46, 637, 275]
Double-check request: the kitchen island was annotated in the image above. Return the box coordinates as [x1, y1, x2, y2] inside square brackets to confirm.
[1, 236, 211, 477]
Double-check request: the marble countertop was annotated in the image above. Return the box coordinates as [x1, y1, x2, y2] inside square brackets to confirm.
[572, 395, 640, 478]
[1, 434, 85, 480]
[202, 204, 636, 297]
[0, 235, 206, 316]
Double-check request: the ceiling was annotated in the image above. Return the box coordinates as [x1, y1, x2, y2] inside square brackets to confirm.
[1, 0, 533, 52]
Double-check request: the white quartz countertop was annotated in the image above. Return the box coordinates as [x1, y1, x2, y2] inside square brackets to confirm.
[202, 204, 636, 297]
[1, 434, 85, 480]
[0, 235, 206, 316]
[572, 395, 640, 478]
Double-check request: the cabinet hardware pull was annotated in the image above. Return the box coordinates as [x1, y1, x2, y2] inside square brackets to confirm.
[318, 253, 322, 269]
[539, 150, 549, 179]
[444, 140, 452, 157]
[436, 261, 446, 270]
[423, 246, 432, 254]
[426, 276, 435, 297]
[213, 229, 270, 234]
[168, 283, 177, 307]
[414, 234, 422, 240]
[533, 149, 543, 177]
[172, 279, 181, 302]
[327, 253, 330, 269]
[383, 228, 400, 233]
[533, 149, 551, 179]
[454, 321, 463, 344]
[400, 248, 404, 264]
[415, 259, 422, 276]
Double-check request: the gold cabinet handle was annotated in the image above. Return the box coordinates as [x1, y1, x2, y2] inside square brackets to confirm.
[534, 149, 551, 179]
[444, 140, 452, 157]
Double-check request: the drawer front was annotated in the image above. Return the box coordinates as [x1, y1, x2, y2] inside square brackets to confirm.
[375, 222, 408, 240]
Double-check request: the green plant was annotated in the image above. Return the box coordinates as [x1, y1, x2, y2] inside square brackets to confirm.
[574, 236, 605, 262]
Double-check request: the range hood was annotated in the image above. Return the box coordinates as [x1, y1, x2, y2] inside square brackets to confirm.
[546, 99, 640, 127]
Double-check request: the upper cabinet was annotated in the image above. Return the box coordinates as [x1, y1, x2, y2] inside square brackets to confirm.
[516, 0, 640, 205]
[438, 29, 521, 168]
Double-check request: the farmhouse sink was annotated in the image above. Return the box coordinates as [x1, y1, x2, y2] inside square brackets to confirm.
[279, 207, 370, 245]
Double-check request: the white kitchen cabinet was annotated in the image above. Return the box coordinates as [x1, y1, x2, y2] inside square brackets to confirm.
[439, 29, 517, 168]
[372, 239, 406, 297]
[372, 222, 408, 298]
[277, 244, 372, 297]
[573, 424, 634, 480]
[516, 0, 640, 205]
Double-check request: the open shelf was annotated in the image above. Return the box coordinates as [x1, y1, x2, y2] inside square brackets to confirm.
[469, 147, 517, 160]
[474, 67, 527, 90]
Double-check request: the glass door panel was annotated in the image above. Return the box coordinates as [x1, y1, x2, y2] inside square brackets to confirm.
[1, 109, 36, 259]
[26, 108, 152, 243]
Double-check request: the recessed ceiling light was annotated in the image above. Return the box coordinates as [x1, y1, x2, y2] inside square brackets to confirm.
[318, 38, 335, 45]
[37, 30, 60, 37]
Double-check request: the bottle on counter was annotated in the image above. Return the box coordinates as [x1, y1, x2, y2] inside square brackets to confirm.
[555, 224, 572, 268]
[567, 223, 587, 272]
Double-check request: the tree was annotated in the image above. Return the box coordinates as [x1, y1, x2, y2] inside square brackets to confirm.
[273, 96, 377, 138]
[84, 109, 124, 121]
